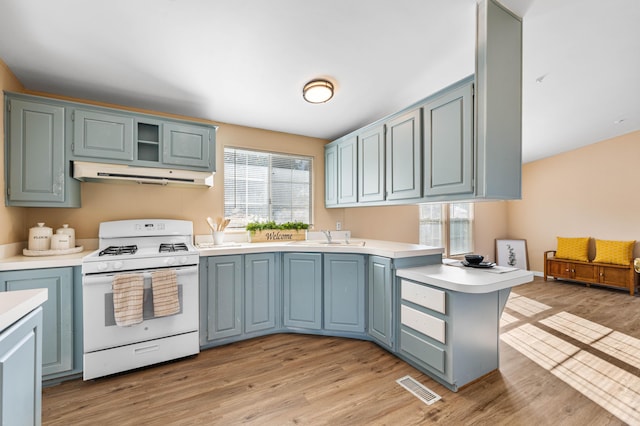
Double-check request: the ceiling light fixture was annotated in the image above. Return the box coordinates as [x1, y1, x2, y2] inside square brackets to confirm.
[303, 79, 334, 103]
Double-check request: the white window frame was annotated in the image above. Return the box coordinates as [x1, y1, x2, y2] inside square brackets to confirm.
[419, 203, 474, 258]
[223, 147, 313, 229]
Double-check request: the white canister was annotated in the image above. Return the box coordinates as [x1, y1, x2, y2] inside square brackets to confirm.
[28, 223, 53, 251]
[51, 233, 71, 250]
[56, 224, 76, 248]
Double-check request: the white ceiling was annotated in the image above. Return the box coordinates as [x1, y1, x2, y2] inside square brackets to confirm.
[0, 0, 638, 163]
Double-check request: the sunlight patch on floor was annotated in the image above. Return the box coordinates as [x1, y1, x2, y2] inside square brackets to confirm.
[500, 311, 520, 328]
[540, 311, 612, 344]
[541, 311, 640, 368]
[504, 293, 552, 317]
[502, 323, 640, 425]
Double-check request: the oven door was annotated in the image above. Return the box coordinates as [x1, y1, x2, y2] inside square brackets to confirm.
[82, 266, 199, 353]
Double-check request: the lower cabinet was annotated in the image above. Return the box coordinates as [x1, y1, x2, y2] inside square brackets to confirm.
[323, 254, 365, 333]
[397, 277, 503, 391]
[283, 253, 322, 330]
[245, 253, 277, 333]
[204, 256, 243, 341]
[202, 254, 278, 344]
[0, 307, 43, 426]
[0, 267, 74, 378]
[368, 256, 393, 348]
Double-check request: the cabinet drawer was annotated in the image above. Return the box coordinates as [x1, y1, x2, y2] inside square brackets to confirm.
[401, 279, 445, 314]
[401, 305, 445, 343]
[400, 329, 445, 373]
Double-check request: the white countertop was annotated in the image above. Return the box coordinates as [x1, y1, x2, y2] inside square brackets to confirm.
[0, 288, 48, 332]
[0, 249, 95, 271]
[197, 239, 443, 259]
[396, 263, 534, 293]
[0, 239, 442, 272]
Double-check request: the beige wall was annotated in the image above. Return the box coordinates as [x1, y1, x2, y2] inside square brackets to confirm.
[343, 200, 508, 262]
[507, 130, 640, 273]
[0, 59, 26, 245]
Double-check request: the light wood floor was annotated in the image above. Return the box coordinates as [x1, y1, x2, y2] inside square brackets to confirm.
[42, 277, 640, 425]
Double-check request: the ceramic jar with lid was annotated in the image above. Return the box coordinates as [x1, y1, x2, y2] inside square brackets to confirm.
[56, 224, 76, 248]
[28, 223, 53, 251]
[51, 233, 71, 250]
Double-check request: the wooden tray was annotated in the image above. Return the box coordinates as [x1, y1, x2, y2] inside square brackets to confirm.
[23, 246, 84, 257]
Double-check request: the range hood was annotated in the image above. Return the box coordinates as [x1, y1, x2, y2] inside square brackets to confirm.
[73, 161, 214, 188]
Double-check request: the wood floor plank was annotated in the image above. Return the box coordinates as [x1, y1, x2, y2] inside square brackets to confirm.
[43, 277, 639, 425]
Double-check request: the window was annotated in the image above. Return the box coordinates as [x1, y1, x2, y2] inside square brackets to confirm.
[419, 203, 474, 257]
[224, 147, 312, 229]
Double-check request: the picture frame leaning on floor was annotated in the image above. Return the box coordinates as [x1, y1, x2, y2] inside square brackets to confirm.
[495, 239, 529, 270]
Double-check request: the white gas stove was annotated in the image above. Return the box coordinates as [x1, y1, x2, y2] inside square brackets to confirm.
[81, 219, 200, 380]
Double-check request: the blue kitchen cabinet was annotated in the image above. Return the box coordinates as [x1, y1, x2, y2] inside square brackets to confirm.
[0, 306, 43, 426]
[367, 255, 393, 349]
[423, 79, 474, 198]
[358, 124, 385, 203]
[337, 135, 358, 204]
[283, 253, 322, 330]
[0, 267, 74, 378]
[163, 122, 214, 170]
[4, 95, 80, 207]
[244, 253, 277, 333]
[323, 254, 365, 333]
[72, 108, 135, 161]
[205, 255, 243, 341]
[386, 108, 422, 201]
[324, 143, 338, 207]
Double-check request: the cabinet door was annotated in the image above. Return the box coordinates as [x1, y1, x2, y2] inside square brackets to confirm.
[423, 82, 473, 197]
[368, 256, 393, 348]
[7, 99, 69, 205]
[324, 254, 365, 333]
[324, 144, 338, 206]
[358, 125, 385, 203]
[72, 109, 134, 161]
[0, 268, 73, 377]
[283, 253, 322, 329]
[0, 307, 43, 426]
[548, 260, 571, 279]
[337, 135, 358, 204]
[206, 256, 243, 340]
[572, 263, 597, 282]
[245, 253, 276, 333]
[598, 265, 630, 289]
[386, 109, 422, 200]
[163, 122, 212, 169]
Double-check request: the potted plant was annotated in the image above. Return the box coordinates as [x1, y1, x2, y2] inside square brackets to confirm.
[246, 221, 309, 243]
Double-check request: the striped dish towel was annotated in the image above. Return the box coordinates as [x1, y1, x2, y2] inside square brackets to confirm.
[113, 273, 144, 326]
[151, 269, 180, 317]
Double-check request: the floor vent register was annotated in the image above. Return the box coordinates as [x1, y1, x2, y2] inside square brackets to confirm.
[396, 375, 441, 406]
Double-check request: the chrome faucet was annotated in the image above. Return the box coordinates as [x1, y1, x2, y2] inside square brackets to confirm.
[321, 230, 332, 243]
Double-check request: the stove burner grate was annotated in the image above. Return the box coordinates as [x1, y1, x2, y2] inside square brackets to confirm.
[159, 243, 189, 253]
[99, 245, 138, 256]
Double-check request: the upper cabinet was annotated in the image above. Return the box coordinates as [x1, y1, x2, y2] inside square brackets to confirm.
[324, 0, 522, 207]
[69, 103, 216, 172]
[385, 108, 422, 201]
[4, 91, 218, 207]
[5, 96, 80, 207]
[72, 109, 135, 161]
[337, 135, 358, 204]
[423, 80, 474, 198]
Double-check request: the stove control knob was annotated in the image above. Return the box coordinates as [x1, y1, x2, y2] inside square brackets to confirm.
[97, 262, 108, 272]
[165, 257, 176, 266]
[113, 261, 124, 270]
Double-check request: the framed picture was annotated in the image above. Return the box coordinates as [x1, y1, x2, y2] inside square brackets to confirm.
[495, 239, 529, 270]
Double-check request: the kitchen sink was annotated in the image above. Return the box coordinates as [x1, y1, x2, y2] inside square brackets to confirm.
[287, 240, 366, 247]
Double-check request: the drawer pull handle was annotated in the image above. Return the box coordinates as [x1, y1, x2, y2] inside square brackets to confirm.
[134, 345, 159, 355]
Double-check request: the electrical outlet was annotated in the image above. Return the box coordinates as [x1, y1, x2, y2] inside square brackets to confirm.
[336, 221, 342, 231]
